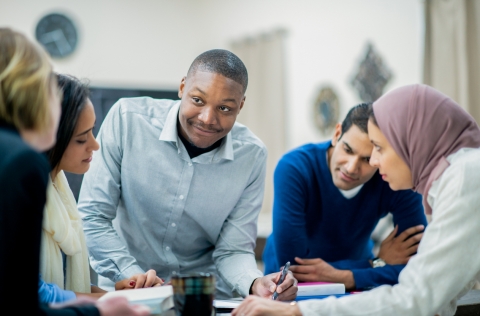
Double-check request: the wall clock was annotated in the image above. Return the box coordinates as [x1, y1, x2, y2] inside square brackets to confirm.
[35, 13, 78, 58]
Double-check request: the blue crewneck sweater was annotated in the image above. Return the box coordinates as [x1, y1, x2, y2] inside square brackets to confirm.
[263, 141, 427, 289]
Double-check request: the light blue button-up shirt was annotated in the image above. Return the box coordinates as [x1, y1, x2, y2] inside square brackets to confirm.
[78, 97, 266, 298]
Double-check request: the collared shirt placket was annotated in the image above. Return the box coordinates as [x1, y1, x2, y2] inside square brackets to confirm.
[162, 145, 194, 275]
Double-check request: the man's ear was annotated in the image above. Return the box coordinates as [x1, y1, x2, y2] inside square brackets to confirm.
[178, 76, 186, 99]
[239, 96, 246, 113]
[331, 123, 342, 146]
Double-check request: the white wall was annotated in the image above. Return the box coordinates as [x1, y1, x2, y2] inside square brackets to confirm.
[0, 0, 214, 90]
[200, 0, 424, 148]
[1, 0, 423, 235]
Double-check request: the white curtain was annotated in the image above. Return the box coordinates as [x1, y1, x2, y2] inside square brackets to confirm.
[424, 1, 480, 288]
[231, 29, 288, 228]
[423, 0, 480, 123]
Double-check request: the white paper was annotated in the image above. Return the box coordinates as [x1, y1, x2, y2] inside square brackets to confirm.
[213, 299, 243, 309]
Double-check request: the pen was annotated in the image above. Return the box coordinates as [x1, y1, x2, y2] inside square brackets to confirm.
[272, 261, 290, 300]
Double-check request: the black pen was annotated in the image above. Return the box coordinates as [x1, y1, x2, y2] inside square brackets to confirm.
[272, 261, 290, 300]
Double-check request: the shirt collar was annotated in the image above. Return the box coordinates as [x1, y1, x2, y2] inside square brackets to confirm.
[158, 101, 234, 161]
[159, 101, 181, 143]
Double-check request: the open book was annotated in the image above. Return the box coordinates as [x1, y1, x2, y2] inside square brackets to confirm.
[297, 282, 345, 296]
[98, 285, 174, 315]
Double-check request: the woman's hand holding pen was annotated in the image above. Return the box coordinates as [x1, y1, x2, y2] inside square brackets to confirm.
[250, 271, 298, 301]
[115, 269, 164, 290]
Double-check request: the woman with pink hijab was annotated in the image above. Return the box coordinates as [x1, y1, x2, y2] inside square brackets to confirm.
[231, 84, 480, 316]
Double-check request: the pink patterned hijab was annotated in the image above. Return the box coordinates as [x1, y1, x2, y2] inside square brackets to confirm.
[372, 84, 480, 214]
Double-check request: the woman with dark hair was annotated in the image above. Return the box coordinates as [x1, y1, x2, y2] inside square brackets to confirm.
[232, 84, 480, 316]
[39, 74, 163, 303]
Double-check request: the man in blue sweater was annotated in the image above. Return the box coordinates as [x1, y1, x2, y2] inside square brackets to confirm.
[262, 103, 427, 290]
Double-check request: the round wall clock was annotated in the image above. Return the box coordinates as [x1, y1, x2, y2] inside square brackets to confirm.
[313, 86, 340, 134]
[35, 13, 78, 58]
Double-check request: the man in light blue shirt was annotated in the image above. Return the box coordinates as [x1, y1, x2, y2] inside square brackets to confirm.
[78, 49, 297, 300]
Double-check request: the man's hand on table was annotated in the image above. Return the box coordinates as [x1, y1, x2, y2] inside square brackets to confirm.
[115, 269, 164, 290]
[377, 224, 424, 265]
[250, 271, 298, 301]
[290, 257, 355, 290]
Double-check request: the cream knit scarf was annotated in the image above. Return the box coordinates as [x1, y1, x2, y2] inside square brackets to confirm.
[40, 170, 91, 293]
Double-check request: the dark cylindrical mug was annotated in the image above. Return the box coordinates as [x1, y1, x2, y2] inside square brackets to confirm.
[171, 272, 216, 316]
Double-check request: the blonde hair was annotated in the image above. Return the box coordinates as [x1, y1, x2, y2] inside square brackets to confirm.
[0, 27, 56, 132]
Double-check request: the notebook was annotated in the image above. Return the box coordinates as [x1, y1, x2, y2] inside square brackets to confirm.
[98, 285, 174, 315]
[213, 298, 243, 313]
[297, 282, 345, 296]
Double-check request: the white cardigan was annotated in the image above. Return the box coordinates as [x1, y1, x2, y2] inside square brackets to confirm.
[298, 148, 480, 316]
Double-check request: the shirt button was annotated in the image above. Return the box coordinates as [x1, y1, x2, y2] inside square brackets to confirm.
[171, 223, 176, 227]
[165, 246, 170, 251]
[179, 195, 184, 200]
[188, 162, 192, 166]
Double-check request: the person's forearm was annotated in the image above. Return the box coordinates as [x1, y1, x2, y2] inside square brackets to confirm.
[329, 269, 355, 290]
[215, 251, 264, 297]
[330, 259, 372, 270]
[351, 265, 404, 290]
[74, 292, 104, 299]
[91, 285, 107, 294]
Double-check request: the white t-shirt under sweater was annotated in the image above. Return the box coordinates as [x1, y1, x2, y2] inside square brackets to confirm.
[298, 148, 480, 316]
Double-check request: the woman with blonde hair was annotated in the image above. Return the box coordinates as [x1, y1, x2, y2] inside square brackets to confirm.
[232, 84, 480, 316]
[0, 27, 149, 316]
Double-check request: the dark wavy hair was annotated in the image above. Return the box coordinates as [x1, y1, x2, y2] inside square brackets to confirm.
[46, 74, 90, 170]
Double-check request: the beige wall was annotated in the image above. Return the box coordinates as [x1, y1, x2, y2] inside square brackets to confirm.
[0, 0, 423, 236]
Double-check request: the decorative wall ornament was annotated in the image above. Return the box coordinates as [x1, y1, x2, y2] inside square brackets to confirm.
[350, 43, 393, 103]
[313, 86, 340, 134]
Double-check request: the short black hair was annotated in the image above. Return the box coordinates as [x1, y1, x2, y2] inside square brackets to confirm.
[187, 49, 248, 93]
[339, 102, 373, 139]
[46, 74, 90, 170]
